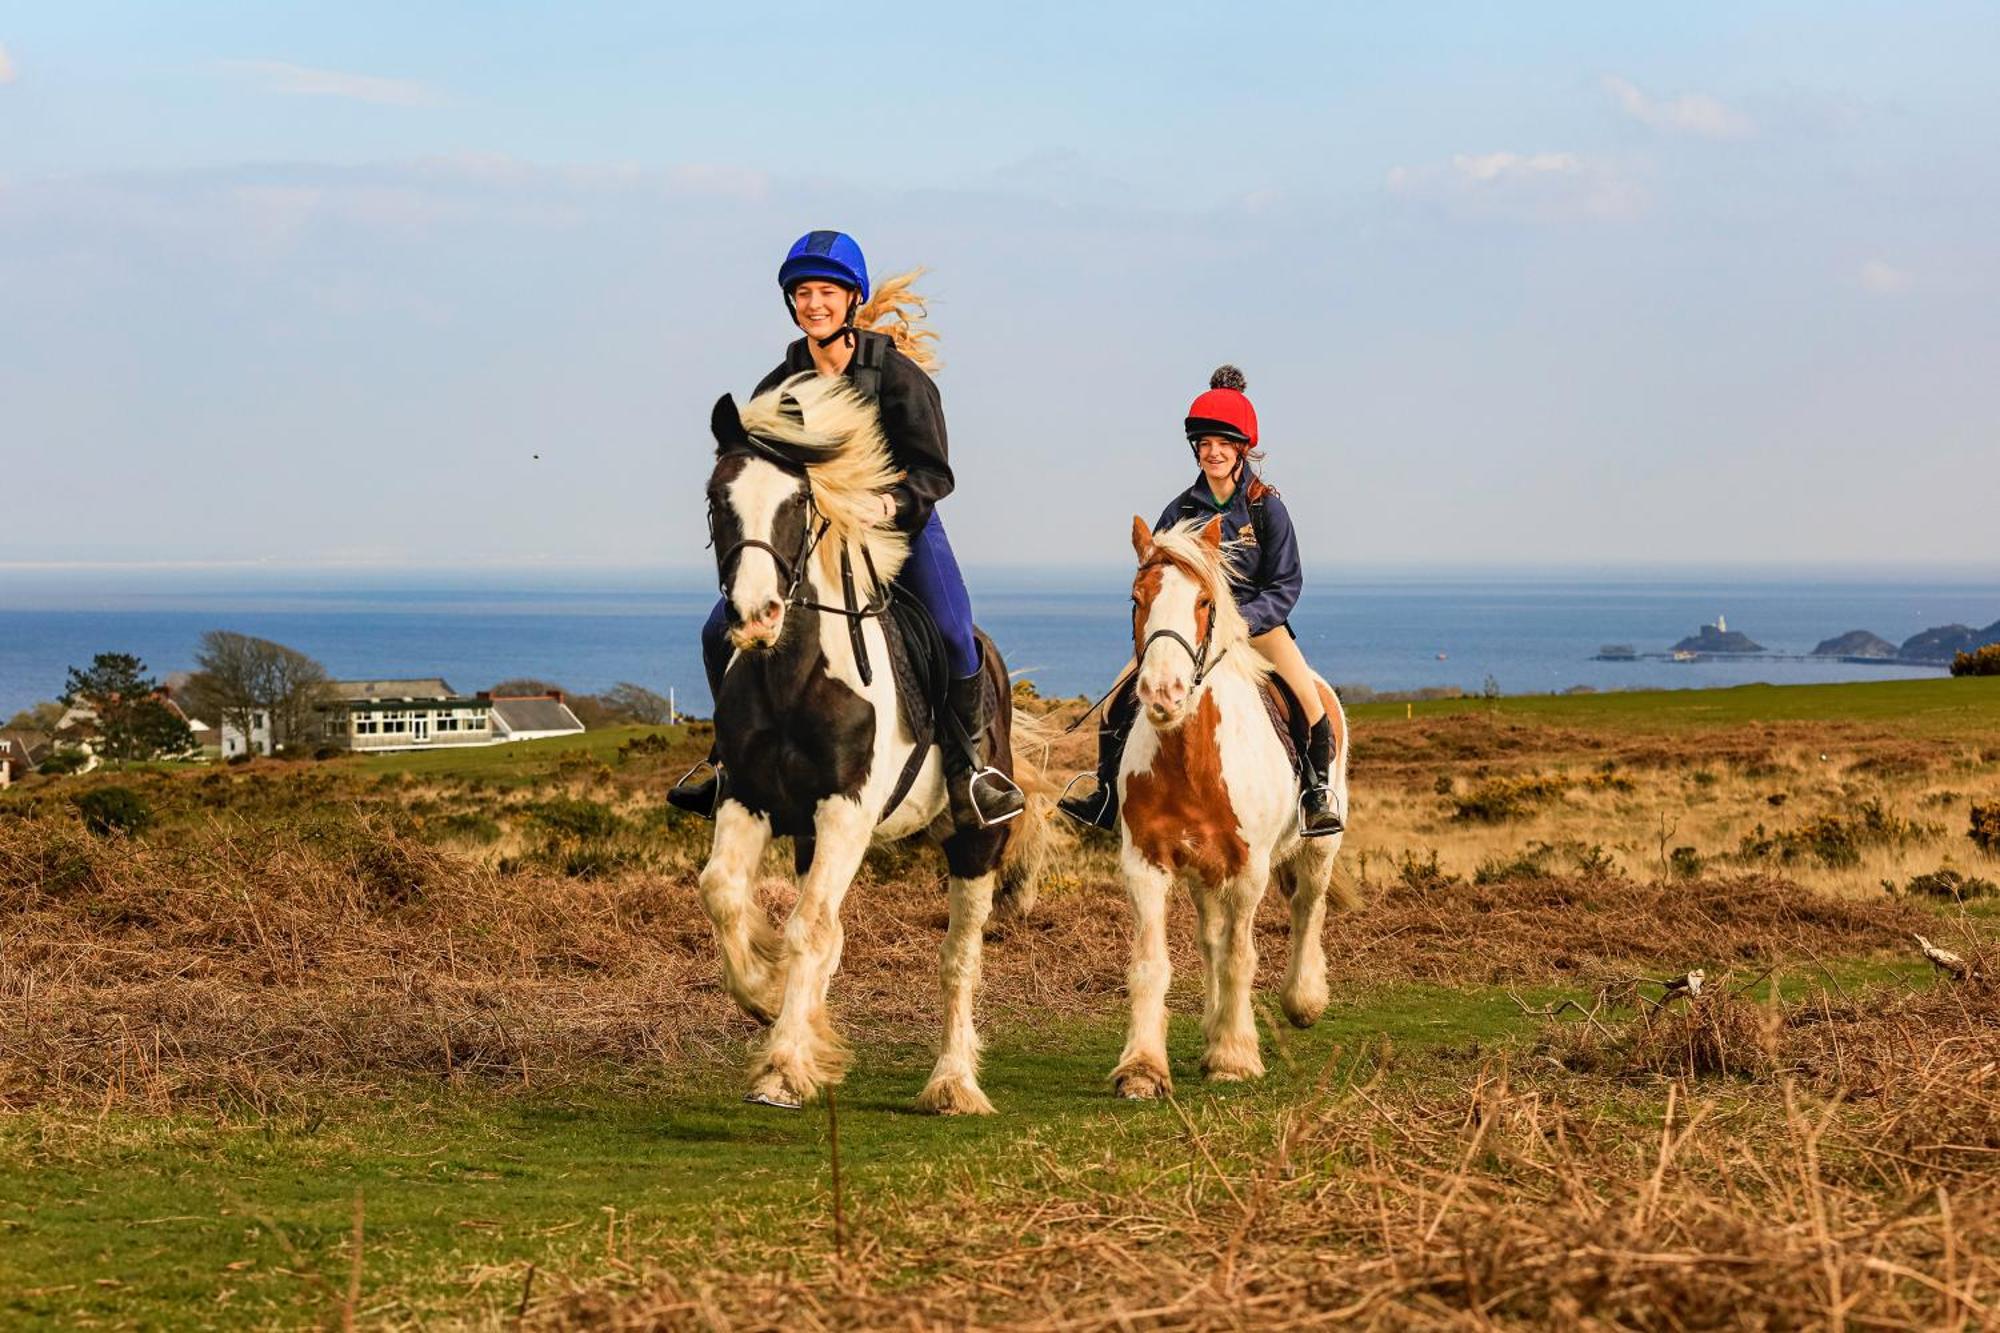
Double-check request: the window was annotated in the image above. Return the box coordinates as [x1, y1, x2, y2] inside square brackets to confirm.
[355, 713, 379, 735]
[435, 716, 459, 732]
[381, 710, 408, 734]
[463, 712, 487, 730]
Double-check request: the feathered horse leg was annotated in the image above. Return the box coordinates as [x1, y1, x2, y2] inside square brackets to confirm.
[917, 870, 998, 1114]
[697, 801, 784, 1023]
[747, 796, 871, 1108]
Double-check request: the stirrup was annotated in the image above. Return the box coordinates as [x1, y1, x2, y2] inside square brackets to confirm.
[1297, 781, 1344, 838]
[668, 759, 724, 819]
[1057, 773, 1117, 831]
[966, 766, 1024, 828]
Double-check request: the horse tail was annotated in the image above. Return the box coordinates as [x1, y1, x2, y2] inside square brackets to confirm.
[856, 267, 941, 374]
[993, 682, 1055, 923]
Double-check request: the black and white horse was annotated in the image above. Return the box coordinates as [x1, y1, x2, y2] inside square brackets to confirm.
[695, 374, 1047, 1113]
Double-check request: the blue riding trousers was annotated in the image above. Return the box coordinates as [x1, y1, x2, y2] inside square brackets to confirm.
[703, 510, 981, 681]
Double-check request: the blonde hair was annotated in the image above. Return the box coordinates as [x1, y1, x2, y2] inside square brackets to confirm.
[854, 267, 940, 374]
[736, 373, 910, 582]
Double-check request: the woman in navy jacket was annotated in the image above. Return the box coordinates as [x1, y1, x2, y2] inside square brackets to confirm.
[1059, 365, 1343, 838]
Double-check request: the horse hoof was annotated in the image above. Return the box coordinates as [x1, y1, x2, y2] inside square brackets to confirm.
[1281, 997, 1327, 1029]
[916, 1077, 996, 1116]
[1113, 1068, 1171, 1101]
[744, 1076, 803, 1110]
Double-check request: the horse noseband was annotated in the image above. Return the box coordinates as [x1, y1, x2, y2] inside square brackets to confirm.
[1140, 626, 1224, 688]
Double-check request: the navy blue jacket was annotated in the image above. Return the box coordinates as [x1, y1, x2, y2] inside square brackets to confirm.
[1155, 464, 1303, 637]
[756, 331, 953, 535]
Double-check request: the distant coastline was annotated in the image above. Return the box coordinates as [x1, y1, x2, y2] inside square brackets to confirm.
[1597, 613, 1999, 669]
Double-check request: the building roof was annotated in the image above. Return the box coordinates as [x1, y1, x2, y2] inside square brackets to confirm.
[0, 730, 50, 765]
[490, 696, 586, 735]
[326, 678, 470, 704]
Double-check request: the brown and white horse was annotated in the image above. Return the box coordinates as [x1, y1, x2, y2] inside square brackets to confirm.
[1111, 515, 1352, 1098]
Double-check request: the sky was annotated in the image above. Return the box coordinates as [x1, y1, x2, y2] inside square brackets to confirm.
[2, 2, 1997, 574]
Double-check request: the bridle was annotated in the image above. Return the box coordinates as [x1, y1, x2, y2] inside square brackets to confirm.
[710, 450, 892, 682]
[1134, 559, 1227, 690]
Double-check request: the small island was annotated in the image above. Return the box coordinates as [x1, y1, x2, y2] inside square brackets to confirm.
[1671, 615, 1765, 655]
[1812, 630, 1898, 660]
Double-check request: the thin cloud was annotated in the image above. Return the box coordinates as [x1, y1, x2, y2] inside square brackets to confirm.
[1603, 75, 1752, 139]
[1859, 259, 1912, 295]
[218, 59, 441, 107]
[1388, 151, 1643, 222]
[0, 43, 17, 85]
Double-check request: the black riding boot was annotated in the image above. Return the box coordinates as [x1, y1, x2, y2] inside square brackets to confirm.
[667, 631, 734, 819]
[1057, 677, 1137, 832]
[1299, 715, 1344, 838]
[945, 666, 1025, 830]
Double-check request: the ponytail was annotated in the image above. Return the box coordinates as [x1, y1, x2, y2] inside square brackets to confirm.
[854, 267, 940, 374]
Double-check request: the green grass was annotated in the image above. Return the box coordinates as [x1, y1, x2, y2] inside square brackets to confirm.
[0, 983, 1548, 1329]
[4, 959, 1931, 1329]
[350, 725, 685, 783]
[1350, 676, 2000, 736]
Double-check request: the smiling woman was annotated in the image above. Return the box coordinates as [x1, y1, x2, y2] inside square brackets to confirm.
[670, 229, 1022, 832]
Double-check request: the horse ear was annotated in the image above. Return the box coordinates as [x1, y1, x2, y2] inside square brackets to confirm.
[1199, 515, 1225, 551]
[1130, 516, 1154, 560]
[775, 390, 805, 429]
[710, 394, 748, 454]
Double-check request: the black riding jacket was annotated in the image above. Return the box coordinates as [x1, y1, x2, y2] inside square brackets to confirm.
[755, 330, 954, 535]
[1155, 461, 1304, 638]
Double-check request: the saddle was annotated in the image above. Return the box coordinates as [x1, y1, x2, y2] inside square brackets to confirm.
[878, 586, 951, 816]
[883, 587, 947, 747]
[1260, 673, 1313, 783]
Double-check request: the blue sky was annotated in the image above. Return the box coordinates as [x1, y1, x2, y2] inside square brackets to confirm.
[3, 2, 1996, 571]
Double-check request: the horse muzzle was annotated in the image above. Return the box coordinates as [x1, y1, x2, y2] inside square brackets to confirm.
[727, 597, 786, 650]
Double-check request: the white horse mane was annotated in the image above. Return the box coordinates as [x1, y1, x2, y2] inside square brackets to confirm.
[1145, 519, 1271, 685]
[737, 373, 910, 585]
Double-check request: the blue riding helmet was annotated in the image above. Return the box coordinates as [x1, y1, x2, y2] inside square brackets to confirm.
[778, 230, 870, 301]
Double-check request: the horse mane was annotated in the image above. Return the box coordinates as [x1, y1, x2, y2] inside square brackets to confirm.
[736, 373, 910, 582]
[1145, 520, 1271, 682]
[856, 267, 940, 374]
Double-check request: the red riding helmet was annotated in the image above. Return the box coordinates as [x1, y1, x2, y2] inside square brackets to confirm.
[1183, 365, 1258, 448]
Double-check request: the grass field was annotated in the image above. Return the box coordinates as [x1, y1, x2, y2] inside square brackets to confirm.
[3, 677, 1996, 1328]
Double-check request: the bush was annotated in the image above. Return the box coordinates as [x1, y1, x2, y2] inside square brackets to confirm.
[74, 786, 152, 837]
[616, 733, 674, 762]
[1971, 803, 2000, 854]
[529, 798, 623, 842]
[1450, 770, 1633, 823]
[38, 751, 87, 777]
[1474, 840, 1624, 884]
[1950, 643, 2000, 676]
[1737, 800, 1938, 869]
[1669, 846, 1705, 880]
[1902, 868, 1998, 902]
[1394, 849, 1461, 892]
[434, 812, 503, 845]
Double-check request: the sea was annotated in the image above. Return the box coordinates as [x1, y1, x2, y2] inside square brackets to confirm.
[4, 567, 1998, 720]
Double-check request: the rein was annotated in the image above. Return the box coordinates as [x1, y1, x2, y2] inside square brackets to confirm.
[713, 463, 891, 687]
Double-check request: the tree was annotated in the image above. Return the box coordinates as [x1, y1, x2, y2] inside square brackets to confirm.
[599, 682, 674, 725]
[5, 700, 64, 732]
[61, 652, 195, 763]
[185, 631, 332, 755]
[489, 678, 566, 697]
